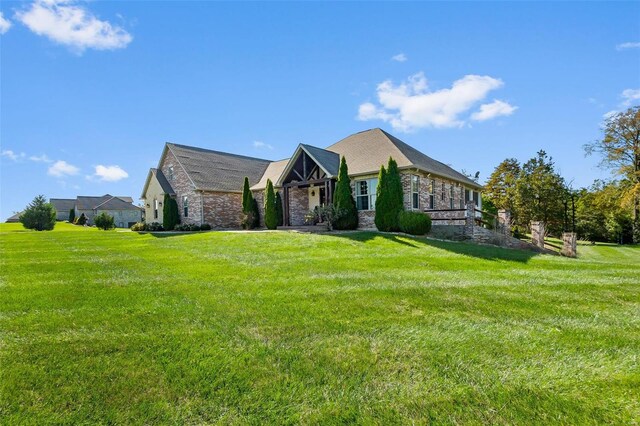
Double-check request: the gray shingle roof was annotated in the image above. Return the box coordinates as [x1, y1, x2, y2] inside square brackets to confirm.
[49, 198, 76, 213]
[326, 128, 482, 188]
[76, 195, 139, 210]
[152, 168, 175, 195]
[300, 144, 340, 177]
[167, 143, 271, 192]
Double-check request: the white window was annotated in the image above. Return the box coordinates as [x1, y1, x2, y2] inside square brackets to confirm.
[154, 199, 159, 219]
[449, 184, 455, 209]
[168, 166, 174, 182]
[182, 196, 188, 217]
[411, 175, 420, 210]
[355, 178, 378, 211]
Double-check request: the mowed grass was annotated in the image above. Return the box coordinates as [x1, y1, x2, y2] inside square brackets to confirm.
[0, 223, 638, 424]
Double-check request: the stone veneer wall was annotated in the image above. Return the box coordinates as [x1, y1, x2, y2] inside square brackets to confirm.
[202, 191, 243, 228]
[358, 211, 376, 229]
[160, 149, 202, 225]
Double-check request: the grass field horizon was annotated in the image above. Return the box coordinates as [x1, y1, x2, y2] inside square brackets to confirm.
[1, 223, 638, 424]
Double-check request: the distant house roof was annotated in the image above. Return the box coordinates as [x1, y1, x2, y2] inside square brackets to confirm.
[5, 212, 21, 223]
[326, 128, 482, 188]
[49, 198, 76, 213]
[76, 194, 139, 211]
[166, 143, 271, 193]
[141, 168, 175, 199]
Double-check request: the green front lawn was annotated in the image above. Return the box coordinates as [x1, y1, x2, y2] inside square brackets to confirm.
[1, 223, 638, 424]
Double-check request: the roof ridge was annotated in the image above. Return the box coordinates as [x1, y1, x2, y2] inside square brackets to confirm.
[167, 142, 272, 163]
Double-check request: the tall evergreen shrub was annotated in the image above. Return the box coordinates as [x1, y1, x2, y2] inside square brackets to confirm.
[375, 157, 404, 231]
[163, 193, 180, 230]
[241, 176, 260, 229]
[333, 156, 358, 230]
[68, 208, 75, 223]
[275, 191, 284, 226]
[264, 179, 277, 230]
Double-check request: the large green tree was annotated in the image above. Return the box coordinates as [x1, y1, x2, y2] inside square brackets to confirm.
[264, 179, 277, 230]
[375, 157, 404, 232]
[585, 106, 640, 243]
[19, 195, 56, 231]
[162, 193, 180, 230]
[484, 158, 521, 213]
[514, 150, 566, 235]
[575, 180, 633, 243]
[333, 156, 358, 230]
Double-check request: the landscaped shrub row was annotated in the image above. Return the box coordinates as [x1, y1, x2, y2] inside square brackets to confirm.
[130, 222, 212, 232]
[398, 211, 432, 235]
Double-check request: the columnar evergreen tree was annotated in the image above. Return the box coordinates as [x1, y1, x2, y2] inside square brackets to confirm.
[242, 177, 252, 214]
[19, 195, 56, 231]
[275, 191, 284, 227]
[374, 165, 388, 231]
[264, 179, 277, 230]
[68, 208, 75, 223]
[333, 156, 358, 230]
[162, 193, 180, 230]
[375, 157, 404, 231]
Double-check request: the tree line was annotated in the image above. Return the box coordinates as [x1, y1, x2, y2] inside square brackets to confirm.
[483, 106, 639, 244]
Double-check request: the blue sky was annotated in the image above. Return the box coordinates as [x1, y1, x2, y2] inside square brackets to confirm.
[1, 1, 639, 220]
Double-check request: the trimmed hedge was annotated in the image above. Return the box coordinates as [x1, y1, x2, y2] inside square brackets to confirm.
[398, 211, 432, 235]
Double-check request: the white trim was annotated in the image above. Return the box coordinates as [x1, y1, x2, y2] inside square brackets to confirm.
[275, 144, 335, 187]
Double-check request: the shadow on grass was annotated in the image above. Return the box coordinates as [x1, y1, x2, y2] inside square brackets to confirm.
[331, 231, 539, 263]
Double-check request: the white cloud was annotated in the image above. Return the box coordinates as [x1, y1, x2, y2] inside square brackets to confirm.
[358, 72, 516, 131]
[16, 0, 132, 52]
[92, 164, 128, 182]
[1, 150, 26, 161]
[616, 42, 640, 51]
[391, 53, 407, 62]
[471, 99, 518, 121]
[48, 160, 79, 177]
[29, 154, 52, 163]
[0, 12, 12, 34]
[603, 110, 618, 120]
[621, 88, 640, 107]
[253, 141, 273, 150]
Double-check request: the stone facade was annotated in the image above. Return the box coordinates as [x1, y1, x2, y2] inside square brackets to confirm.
[531, 221, 545, 249]
[202, 191, 243, 228]
[160, 149, 203, 225]
[562, 232, 577, 258]
[358, 211, 376, 229]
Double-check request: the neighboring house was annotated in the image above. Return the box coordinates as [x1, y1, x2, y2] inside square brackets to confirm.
[5, 212, 22, 223]
[50, 198, 76, 221]
[142, 128, 483, 229]
[75, 195, 142, 228]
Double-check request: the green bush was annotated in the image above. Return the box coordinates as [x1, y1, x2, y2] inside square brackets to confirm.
[175, 223, 201, 232]
[241, 177, 260, 229]
[68, 208, 75, 223]
[375, 157, 404, 232]
[19, 195, 56, 231]
[333, 156, 358, 230]
[145, 222, 164, 232]
[275, 191, 284, 227]
[264, 179, 278, 230]
[200, 223, 212, 231]
[163, 194, 180, 231]
[398, 211, 432, 235]
[131, 222, 145, 231]
[75, 213, 87, 226]
[94, 212, 115, 230]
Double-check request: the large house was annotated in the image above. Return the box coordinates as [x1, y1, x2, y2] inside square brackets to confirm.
[50, 195, 142, 228]
[141, 128, 483, 229]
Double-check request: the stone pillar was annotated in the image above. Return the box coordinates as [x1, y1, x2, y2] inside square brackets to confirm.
[562, 232, 577, 258]
[497, 209, 511, 236]
[464, 201, 476, 237]
[531, 221, 545, 249]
